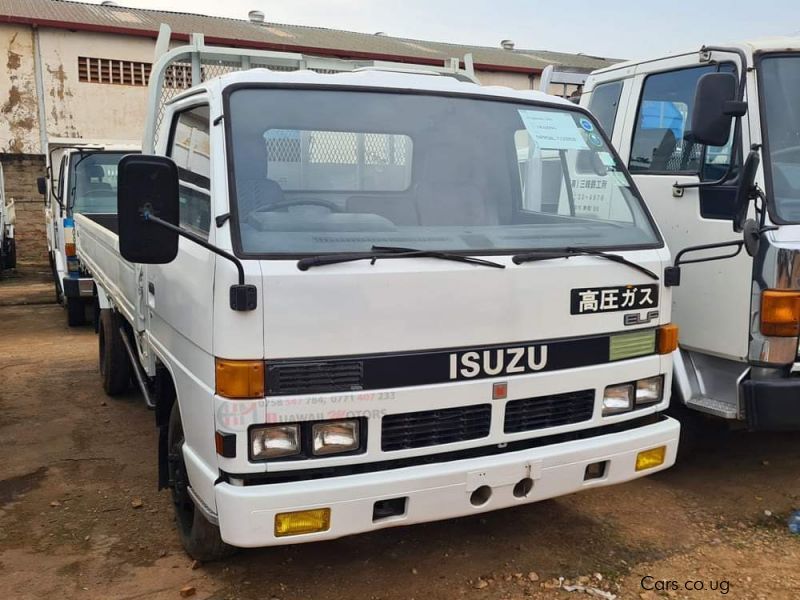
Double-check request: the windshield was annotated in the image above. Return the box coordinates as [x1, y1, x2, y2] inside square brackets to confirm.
[69, 152, 129, 215]
[227, 89, 661, 256]
[760, 55, 800, 222]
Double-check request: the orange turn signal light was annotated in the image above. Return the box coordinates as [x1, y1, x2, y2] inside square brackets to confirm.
[65, 242, 76, 257]
[215, 358, 265, 399]
[760, 290, 800, 337]
[656, 323, 679, 354]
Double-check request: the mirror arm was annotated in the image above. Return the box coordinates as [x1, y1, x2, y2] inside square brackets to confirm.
[143, 211, 258, 311]
[664, 240, 745, 287]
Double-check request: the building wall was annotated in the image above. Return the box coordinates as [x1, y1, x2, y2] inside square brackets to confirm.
[476, 70, 534, 90]
[1, 24, 40, 154]
[1, 153, 47, 267]
[38, 28, 155, 145]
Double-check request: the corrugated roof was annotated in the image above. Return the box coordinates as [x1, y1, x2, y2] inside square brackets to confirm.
[0, 0, 618, 73]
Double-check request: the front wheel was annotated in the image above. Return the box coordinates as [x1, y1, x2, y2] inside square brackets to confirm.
[168, 403, 235, 561]
[98, 309, 131, 395]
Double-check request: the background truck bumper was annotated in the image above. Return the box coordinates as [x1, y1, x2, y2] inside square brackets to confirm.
[62, 277, 94, 298]
[742, 377, 800, 430]
[214, 416, 679, 548]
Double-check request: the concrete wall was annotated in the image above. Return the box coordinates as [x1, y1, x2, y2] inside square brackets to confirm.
[38, 28, 154, 145]
[1, 153, 47, 267]
[1, 25, 40, 154]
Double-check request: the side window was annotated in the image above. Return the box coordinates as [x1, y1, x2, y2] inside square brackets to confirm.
[630, 64, 735, 175]
[168, 106, 211, 238]
[587, 81, 624, 137]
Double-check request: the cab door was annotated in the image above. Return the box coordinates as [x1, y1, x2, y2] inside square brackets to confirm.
[615, 53, 752, 361]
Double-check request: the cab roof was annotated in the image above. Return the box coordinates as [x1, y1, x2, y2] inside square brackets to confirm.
[591, 36, 800, 76]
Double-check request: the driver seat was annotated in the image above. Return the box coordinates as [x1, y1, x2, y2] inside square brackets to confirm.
[238, 178, 286, 218]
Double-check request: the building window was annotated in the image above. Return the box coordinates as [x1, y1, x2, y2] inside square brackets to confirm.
[78, 56, 152, 86]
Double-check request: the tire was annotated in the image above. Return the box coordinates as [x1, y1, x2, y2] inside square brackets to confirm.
[168, 403, 236, 561]
[66, 297, 86, 326]
[3, 238, 14, 269]
[98, 309, 131, 396]
[49, 252, 63, 304]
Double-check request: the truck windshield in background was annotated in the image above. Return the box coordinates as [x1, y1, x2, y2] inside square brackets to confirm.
[226, 89, 661, 256]
[760, 55, 800, 223]
[69, 152, 129, 215]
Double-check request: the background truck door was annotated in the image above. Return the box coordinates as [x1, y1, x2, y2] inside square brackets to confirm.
[615, 53, 752, 361]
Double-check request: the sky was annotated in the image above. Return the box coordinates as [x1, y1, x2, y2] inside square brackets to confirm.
[86, 0, 800, 60]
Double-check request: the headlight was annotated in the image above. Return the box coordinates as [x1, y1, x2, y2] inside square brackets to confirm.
[602, 383, 634, 416]
[250, 424, 300, 459]
[635, 376, 663, 405]
[312, 420, 360, 456]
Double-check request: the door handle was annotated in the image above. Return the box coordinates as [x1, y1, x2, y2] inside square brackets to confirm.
[148, 282, 155, 295]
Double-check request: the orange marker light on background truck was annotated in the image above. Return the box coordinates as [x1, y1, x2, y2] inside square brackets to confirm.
[215, 358, 265, 399]
[760, 290, 800, 337]
[656, 324, 679, 354]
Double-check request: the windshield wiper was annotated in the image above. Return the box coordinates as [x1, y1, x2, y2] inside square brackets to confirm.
[512, 247, 659, 280]
[297, 245, 505, 271]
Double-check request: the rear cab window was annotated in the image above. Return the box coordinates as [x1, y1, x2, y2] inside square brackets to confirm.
[587, 80, 624, 137]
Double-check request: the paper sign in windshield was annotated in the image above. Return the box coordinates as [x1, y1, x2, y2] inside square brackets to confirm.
[518, 110, 589, 151]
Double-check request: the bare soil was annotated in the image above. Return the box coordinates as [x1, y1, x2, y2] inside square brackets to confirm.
[1, 282, 798, 600]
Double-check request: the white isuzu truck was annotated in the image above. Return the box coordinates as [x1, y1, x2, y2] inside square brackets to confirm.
[39, 140, 138, 325]
[0, 163, 16, 275]
[75, 30, 680, 560]
[581, 38, 800, 431]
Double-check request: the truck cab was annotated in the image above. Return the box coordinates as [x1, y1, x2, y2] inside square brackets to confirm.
[581, 39, 800, 430]
[0, 163, 15, 274]
[76, 32, 680, 560]
[40, 141, 138, 324]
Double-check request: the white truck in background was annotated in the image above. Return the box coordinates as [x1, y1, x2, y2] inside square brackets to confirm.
[75, 29, 680, 560]
[0, 163, 16, 274]
[582, 38, 800, 431]
[38, 140, 138, 325]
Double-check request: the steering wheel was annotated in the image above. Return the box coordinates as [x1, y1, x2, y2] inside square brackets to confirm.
[256, 198, 342, 212]
[81, 189, 113, 198]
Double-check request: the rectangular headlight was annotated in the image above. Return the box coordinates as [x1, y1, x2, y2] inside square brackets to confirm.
[603, 383, 633, 416]
[312, 420, 360, 456]
[635, 376, 663, 405]
[250, 424, 300, 459]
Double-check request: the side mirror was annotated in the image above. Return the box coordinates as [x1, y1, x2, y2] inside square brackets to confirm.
[118, 154, 180, 264]
[733, 149, 760, 233]
[37, 176, 47, 197]
[691, 72, 746, 147]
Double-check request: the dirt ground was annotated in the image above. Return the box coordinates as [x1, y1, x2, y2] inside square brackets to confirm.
[1, 274, 799, 600]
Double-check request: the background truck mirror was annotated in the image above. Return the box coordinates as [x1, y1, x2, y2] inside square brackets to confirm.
[733, 149, 761, 234]
[37, 176, 47, 197]
[118, 154, 179, 264]
[690, 72, 742, 147]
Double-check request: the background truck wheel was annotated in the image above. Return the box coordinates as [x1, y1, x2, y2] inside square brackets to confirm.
[66, 297, 86, 326]
[98, 309, 131, 395]
[168, 403, 235, 561]
[49, 252, 63, 304]
[3, 238, 14, 269]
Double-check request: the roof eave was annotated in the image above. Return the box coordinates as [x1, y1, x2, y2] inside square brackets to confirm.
[0, 14, 543, 75]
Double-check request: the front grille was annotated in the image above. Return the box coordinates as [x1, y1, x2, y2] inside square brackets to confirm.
[504, 389, 594, 433]
[381, 404, 491, 451]
[266, 361, 364, 395]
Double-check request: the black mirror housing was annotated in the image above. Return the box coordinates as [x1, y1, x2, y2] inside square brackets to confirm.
[118, 154, 180, 264]
[732, 149, 761, 233]
[691, 72, 741, 147]
[37, 176, 47, 196]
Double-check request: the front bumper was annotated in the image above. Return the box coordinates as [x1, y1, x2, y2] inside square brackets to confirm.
[62, 276, 94, 298]
[213, 415, 679, 547]
[742, 377, 800, 430]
